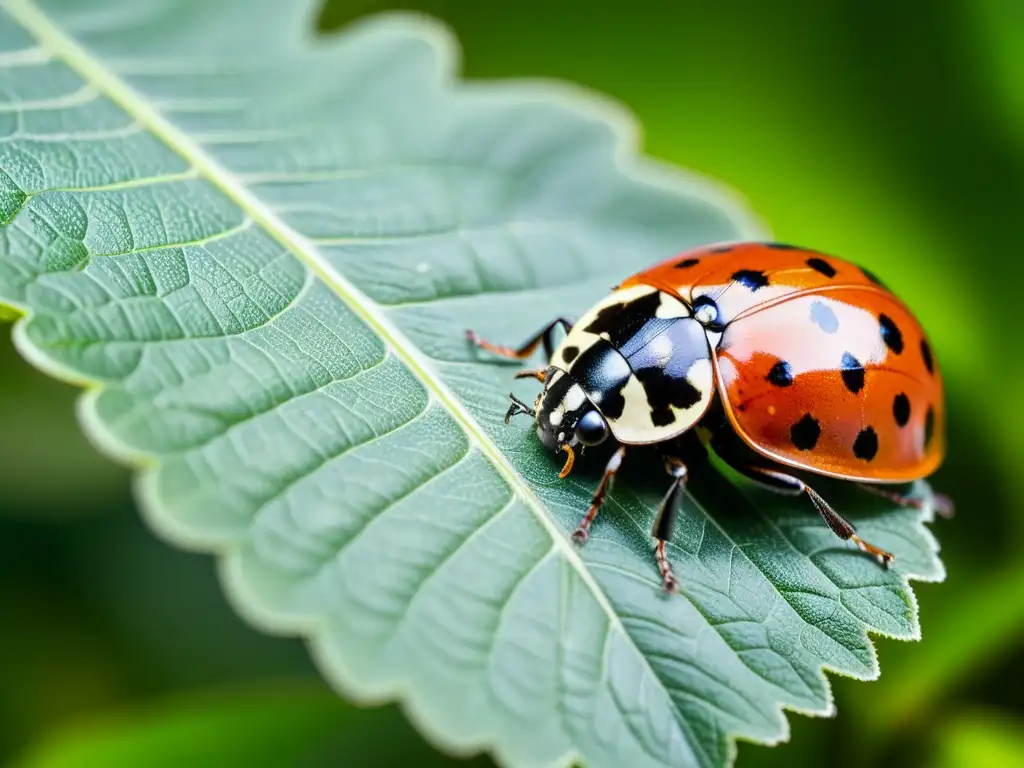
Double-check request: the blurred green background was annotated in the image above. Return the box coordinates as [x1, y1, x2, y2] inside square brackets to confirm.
[2, 0, 1022, 765]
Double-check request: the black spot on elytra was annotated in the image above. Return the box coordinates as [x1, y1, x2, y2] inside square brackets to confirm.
[675, 257, 700, 269]
[921, 339, 934, 374]
[879, 313, 904, 354]
[893, 393, 911, 427]
[806, 257, 837, 278]
[860, 265, 886, 287]
[766, 360, 794, 387]
[732, 269, 769, 291]
[853, 426, 879, 461]
[766, 242, 798, 250]
[924, 405, 935, 448]
[561, 345, 579, 364]
[840, 352, 865, 394]
[791, 414, 821, 450]
[810, 300, 839, 334]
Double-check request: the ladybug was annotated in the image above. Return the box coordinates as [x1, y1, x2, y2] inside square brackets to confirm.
[467, 242, 953, 593]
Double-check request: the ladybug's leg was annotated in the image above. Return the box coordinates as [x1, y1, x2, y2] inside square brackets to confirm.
[571, 445, 626, 544]
[708, 429, 894, 566]
[735, 465, 895, 568]
[649, 457, 688, 594]
[466, 317, 574, 361]
[513, 369, 548, 383]
[856, 483, 955, 519]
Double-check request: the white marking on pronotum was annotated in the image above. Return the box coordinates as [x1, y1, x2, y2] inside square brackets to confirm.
[648, 333, 674, 367]
[655, 291, 691, 319]
[609, 376, 653, 432]
[563, 384, 586, 411]
[683, 358, 713, 399]
[611, 284, 659, 303]
[548, 410, 563, 427]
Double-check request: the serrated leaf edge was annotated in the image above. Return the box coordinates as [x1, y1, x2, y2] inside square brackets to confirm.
[0, 1, 945, 766]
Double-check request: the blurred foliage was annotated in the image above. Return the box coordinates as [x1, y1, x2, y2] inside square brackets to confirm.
[935, 709, 1024, 768]
[14, 683, 491, 768]
[15, 685, 353, 768]
[1, 0, 1020, 765]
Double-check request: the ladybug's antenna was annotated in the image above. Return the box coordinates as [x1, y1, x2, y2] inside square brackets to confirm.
[504, 393, 536, 424]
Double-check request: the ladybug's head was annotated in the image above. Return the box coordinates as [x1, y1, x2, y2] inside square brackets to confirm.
[506, 366, 611, 465]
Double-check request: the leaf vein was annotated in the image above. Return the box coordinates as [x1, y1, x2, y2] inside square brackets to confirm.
[3, 0, 642, 699]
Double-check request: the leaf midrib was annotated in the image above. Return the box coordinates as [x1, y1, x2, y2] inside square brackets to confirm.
[2, 0, 644, 696]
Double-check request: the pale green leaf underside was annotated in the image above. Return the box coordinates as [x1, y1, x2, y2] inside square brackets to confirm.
[0, 1, 945, 767]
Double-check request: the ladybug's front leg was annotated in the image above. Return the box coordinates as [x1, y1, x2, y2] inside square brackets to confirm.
[574, 447, 688, 594]
[466, 317, 574, 362]
[571, 445, 626, 543]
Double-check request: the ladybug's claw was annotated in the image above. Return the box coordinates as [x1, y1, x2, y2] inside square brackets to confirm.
[504, 393, 535, 424]
[570, 525, 589, 544]
[851, 535, 894, 568]
[654, 540, 679, 593]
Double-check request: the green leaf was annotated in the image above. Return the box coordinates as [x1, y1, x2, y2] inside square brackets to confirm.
[14, 683, 486, 767]
[0, 1, 945, 766]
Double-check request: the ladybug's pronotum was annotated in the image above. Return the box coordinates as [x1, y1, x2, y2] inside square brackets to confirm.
[468, 242, 953, 592]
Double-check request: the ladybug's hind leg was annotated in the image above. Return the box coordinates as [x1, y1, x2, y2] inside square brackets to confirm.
[709, 430, 894, 566]
[856, 483, 955, 519]
[466, 317, 574, 362]
[735, 464, 894, 567]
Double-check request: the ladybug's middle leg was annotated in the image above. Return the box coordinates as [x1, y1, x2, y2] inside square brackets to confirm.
[648, 456, 688, 594]
[466, 317, 574, 362]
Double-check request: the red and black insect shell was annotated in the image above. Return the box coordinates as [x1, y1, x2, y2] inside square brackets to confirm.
[618, 242, 945, 483]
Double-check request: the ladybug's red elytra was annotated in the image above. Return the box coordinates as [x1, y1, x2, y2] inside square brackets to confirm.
[467, 242, 953, 593]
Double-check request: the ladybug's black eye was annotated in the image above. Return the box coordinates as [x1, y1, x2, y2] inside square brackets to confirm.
[575, 409, 609, 446]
